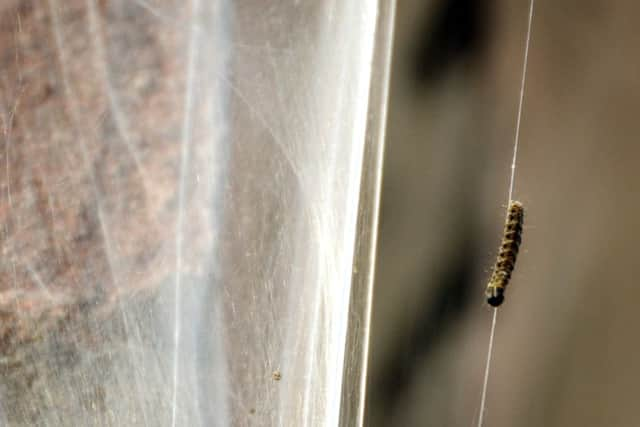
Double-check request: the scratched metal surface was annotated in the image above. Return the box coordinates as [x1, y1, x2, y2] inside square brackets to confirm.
[0, 1, 394, 425]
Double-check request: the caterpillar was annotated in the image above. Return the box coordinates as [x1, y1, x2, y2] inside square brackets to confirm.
[485, 201, 524, 307]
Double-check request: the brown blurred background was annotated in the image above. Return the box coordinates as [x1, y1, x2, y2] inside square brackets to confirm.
[367, 0, 640, 426]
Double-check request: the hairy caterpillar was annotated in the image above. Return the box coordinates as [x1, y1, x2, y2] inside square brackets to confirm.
[485, 201, 524, 307]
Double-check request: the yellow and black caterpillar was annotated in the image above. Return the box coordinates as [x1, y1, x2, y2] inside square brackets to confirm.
[486, 201, 524, 307]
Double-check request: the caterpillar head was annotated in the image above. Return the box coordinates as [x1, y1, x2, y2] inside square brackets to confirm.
[486, 286, 505, 307]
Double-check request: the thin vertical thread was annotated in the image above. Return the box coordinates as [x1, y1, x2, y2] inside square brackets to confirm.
[478, 1, 535, 426]
[508, 0, 535, 204]
[477, 308, 497, 427]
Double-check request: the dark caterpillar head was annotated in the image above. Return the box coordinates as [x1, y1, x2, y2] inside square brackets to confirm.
[486, 286, 505, 307]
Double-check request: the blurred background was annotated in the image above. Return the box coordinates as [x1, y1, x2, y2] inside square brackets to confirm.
[367, 0, 640, 426]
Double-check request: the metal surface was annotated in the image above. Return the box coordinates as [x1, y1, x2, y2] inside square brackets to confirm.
[338, 1, 396, 425]
[0, 0, 394, 425]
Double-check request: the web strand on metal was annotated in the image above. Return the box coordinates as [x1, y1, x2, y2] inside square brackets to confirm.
[477, 1, 535, 427]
